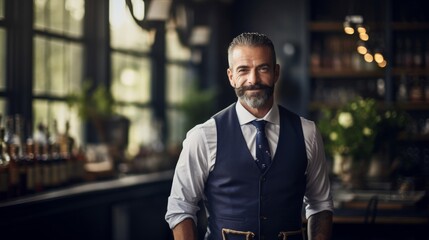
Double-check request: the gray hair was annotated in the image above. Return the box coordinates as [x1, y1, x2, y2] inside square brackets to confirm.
[227, 32, 277, 67]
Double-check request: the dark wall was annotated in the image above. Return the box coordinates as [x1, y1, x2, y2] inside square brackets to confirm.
[230, 0, 309, 116]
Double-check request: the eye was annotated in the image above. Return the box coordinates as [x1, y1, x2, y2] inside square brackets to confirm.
[237, 68, 249, 74]
[259, 66, 270, 72]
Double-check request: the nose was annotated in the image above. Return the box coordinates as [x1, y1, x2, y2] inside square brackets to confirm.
[247, 69, 259, 85]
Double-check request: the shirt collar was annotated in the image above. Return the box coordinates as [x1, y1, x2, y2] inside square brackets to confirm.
[235, 100, 280, 126]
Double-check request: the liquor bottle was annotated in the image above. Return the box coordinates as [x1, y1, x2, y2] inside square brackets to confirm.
[395, 37, 404, 68]
[25, 138, 36, 195]
[425, 36, 429, 69]
[46, 129, 59, 188]
[5, 116, 19, 198]
[33, 140, 44, 192]
[409, 76, 424, 102]
[60, 121, 75, 184]
[15, 115, 28, 196]
[0, 116, 10, 201]
[34, 123, 52, 190]
[49, 120, 65, 187]
[403, 37, 413, 68]
[397, 74, 409, 102]
[413, 38, 423, 68]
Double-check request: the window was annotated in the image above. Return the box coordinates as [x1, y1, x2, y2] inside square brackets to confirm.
[0, 0, 5, 114]
[165, 24, 197, 145]
[33, 0, 85, 146]
[109, 0, 155, 156]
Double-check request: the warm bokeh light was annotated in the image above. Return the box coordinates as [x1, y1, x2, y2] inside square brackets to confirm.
[357, 25, 366, 33]
[378, 60, 387, 68]
[364, 53, 374, 62]
[374, 53, 384, 63]
[359, 32, 369, 41]
[357, 45, 367, 55]
[344, 26, 354, 35]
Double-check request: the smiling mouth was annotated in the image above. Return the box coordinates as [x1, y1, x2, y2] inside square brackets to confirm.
[241, 84, 270, 91]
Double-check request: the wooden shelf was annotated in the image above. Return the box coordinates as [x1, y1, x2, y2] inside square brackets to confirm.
[308, 21, 343, 32]
[397, 133, 429, 142]
[391, 22, 429, 31]
[309, 21, 384, 32]
[395, 102, 429, 111]
[311, 68, 385, 78]
[392, 68, 429, 77]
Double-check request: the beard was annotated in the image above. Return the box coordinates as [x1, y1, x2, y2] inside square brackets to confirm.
[234, 83, 274, 109]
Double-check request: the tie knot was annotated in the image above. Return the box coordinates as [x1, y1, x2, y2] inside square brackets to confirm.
[251, 120, 267, 131]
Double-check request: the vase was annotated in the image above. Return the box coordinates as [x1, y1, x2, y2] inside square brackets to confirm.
[333, 154, 367, 189]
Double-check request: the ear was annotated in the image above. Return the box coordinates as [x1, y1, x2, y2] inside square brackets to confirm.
[227, 68, 235, 87]
[273, 64, 280, 84]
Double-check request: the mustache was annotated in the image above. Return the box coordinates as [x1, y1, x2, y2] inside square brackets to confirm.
[236, 83, 273, 91]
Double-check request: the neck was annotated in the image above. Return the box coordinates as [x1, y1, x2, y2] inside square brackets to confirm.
[239, 98, 274, 118]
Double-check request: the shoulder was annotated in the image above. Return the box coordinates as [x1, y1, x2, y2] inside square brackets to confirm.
[300, 116, 317, 142]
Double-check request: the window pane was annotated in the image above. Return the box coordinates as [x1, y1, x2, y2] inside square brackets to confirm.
[115, 105, 153, 156]
[109, 0, 152, 51]
[166, 26, 191, 61]
[111, 53, 151, 103]
[0, 0, 4, 19]
[34, 36, 83, 96]
[166, 108, 186, 146]
[0, 29, 5, 90]
[34, 0, 85, 37]
[33, 100, 83, 147]
[0, 99, 6, 115]
[166, 64, 196, 104]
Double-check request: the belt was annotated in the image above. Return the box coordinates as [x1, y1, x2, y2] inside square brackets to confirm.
[221, 228, 304, 240]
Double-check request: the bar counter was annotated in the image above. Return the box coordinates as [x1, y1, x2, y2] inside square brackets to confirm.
[0, 170, 175, 240]
[1, 170, 428, 240]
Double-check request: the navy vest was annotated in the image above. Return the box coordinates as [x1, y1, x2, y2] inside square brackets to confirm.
[204, 103, 307, 240]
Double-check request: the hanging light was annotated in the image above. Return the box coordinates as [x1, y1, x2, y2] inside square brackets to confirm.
[364, 53, 374, 62]
[343, 15, 363, 35]
[343, 21, 354, 35]
[357, 41, 367, 55]
[378, 60, 387, 68]
[356, 24, 366, 34]
[374, 52, 384, 63]
[359, 32, 369, 41]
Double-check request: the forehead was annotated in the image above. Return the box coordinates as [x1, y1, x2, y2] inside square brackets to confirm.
[230, 45, 274, 68]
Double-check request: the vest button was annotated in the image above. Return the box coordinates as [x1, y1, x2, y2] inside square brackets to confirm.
[261, 177, 266, 182]
[260, 215, 268, 220]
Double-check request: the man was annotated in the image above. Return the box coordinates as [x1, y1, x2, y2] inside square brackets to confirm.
[166, 32, 333, 240]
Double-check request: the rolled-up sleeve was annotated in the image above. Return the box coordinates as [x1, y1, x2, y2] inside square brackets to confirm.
[165, 120, 214, 229]
[302, 119, 333, 219]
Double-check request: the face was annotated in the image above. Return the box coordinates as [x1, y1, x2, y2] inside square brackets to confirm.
[227, 45, 280, 110]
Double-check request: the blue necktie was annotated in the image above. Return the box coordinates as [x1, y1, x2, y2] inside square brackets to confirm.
[251, 120, 271, 171]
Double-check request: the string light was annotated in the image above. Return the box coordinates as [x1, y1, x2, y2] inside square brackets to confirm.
[364, 53, 374, 63]
[343, 15, 387, 68]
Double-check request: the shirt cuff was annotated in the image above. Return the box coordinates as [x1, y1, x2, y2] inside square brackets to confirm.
[165, 196, 200, 229]
[305, 200, 334, 219]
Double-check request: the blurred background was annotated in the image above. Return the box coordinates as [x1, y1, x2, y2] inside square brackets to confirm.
[0, 0, 428, 239]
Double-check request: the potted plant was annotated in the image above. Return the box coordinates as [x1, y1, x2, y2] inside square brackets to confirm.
[318, 97, 407, 188]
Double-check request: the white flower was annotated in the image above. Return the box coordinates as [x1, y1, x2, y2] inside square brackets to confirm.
[363, 127, 372, 136]
[338, 112, 353, 128]
[329, 132, 338, 141]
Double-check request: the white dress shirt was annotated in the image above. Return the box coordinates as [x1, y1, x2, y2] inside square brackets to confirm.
[165, 101, 333, 229]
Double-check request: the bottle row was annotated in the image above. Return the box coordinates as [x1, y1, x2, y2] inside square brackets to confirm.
[311, 36, 379, 71]
[310, 34, 429, 71]
[312, 75, 429, 105]
[396, 75, 429, 103]
[0, 115, 87, 202]
[393, 34, 429, 69]
[312, 78, 386, 104]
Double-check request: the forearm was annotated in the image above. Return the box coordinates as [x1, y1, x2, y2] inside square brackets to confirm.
[307, 210, 333, 240]
[172, 218, 198, 240]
